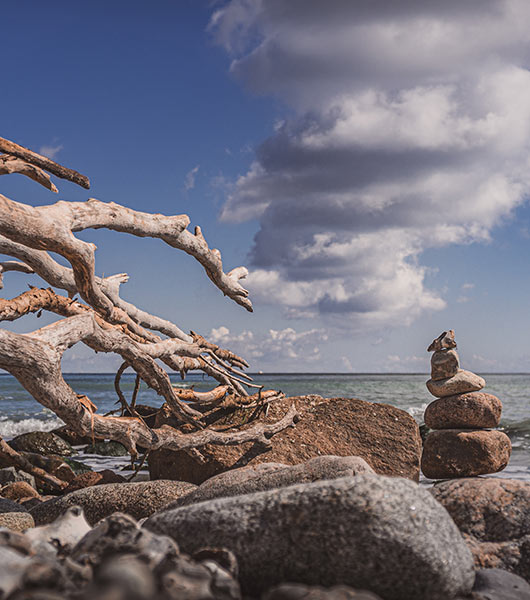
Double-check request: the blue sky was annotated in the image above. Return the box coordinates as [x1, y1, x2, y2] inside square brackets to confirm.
[3, 0, 530, 373]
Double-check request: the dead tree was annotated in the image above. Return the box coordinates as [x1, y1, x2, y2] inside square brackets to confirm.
[0, 136, 298, 463]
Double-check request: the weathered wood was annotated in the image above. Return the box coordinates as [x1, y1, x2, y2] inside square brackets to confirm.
[0, 155, 58, 192]
[0, 136, 89, 189]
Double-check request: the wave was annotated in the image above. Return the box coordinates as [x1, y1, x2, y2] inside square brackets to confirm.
[0, 416, 64, 439]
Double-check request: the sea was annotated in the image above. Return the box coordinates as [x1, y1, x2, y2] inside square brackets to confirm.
[0, 372, 528, 482]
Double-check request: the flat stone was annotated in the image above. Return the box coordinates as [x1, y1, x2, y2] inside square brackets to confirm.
[0, 512, 34, 531]
[145, 475, 475, 600]
[30, 480, 197, 526]
[8, 431, 75, 457]
[1, 481, 39, 501]
[424, 392, 502, 429]
[430, 349, 460, 380]
[426, 369, 485, 398]
[421, 429, 511, 479]
[431, 478, 530, 582]
[166, 455, 374, 509]
[149, 396, 423, 483]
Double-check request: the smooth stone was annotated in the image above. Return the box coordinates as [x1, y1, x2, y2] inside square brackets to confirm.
[421, 429, 511, 479]
[426, 369, 485, 398]
[263, 583, 383, 599]
[145, 475, 475, 599]
[424, 392, 502, 430]
[8, 431, 76, 457]
[468, 568, 530, 599]
[430, 349, 460, 380]
[431, 478, 530, 582]
[149, 395, 423, 483]
[166, 455, 375, 509]
[30, 480, 197, 526]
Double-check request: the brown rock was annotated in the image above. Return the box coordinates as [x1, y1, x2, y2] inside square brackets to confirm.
[421, 429, 511, 479]
[51, 426, 94, 446]
[0, 481, 39, 501]
[424, 392, 502, 430]
[148, 396, 423, 484]
[431, 478, 530, 581]
[264, 583, 383, 599]
[430, 349, 460, 380]
[64, 469, 126, 493]
[0, 512, 34, 531]
[426, 369, 485, 397]
[428, 330, 457, 352]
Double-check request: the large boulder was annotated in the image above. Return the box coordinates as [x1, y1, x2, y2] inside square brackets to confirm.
[145, 474, 475, 600]
[431, 478, 530, 582]
[30, 480, 197, 526]
[8, 431, 76, 457]
[148, 396, 422, 484]
[166, 455, 374, 509]
[424, 392, 502, 430]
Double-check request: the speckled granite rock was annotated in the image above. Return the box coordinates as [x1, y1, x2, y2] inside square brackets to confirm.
[145, 474, 475, 600]
[0, 512, 34, 532]
[1, 481, 39, 501]
[426, 370, 485, 398]
[421, 429, 511, 479]
[30, 480, 197, 526]
[166, 455, 374, 509]
[431, 349, 460, 380]
[424, 392, 502, 430]
[431, 478, 530, 582]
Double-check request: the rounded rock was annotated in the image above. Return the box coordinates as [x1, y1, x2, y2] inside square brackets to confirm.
[145, 475, 476, 600]
[430, 349, 460, 381]
[426, 370, 485, 398]
[1, 481, 39, 501]
[8, 431, 75, 456]
[424, 392, 502, 430]
[0, 512, 34, 531]
[421, 429, 511, 479]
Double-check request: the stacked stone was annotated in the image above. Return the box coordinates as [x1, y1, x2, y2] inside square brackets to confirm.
[421, 330, 512, 480]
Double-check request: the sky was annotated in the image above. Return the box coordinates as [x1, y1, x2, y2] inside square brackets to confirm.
[3, 0, 530, 373]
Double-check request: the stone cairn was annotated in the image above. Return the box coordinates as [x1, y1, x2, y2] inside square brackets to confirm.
[421, 330, 512, 479]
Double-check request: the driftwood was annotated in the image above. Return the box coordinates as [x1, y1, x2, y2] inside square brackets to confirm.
[0, 136, 298, 462]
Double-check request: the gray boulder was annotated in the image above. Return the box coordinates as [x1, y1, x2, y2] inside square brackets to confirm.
[166, 455, 374, 509]
[30, 480, 197, 526]
[464, 568, 530, 600]
[145, 474, 475, 600]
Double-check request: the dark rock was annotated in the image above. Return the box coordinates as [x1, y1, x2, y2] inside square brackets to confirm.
[83, 440, 128, 457]
[166, 455, 374, 510]
[149, 395, 423, 484]
[426, 370, 485, 397]
[264, 584, 383, 599]
[424, 392, 502, 430]
[431, 349, 460, 381]
[30, 480, 197, 526]
[51, 426, 94, 447]
[64, 469, 126, 493]
[8, 431, 76, 457]
[0, 497, 29, 513]
[421, 429, 511, 479]
[0, 466, 36, 488]
[1, 481, 39, 501]
[145, 474, 475, 599]
[62, 457, 93, 475]
[469, 568, 530, 600]
[431, 478, 530, 582]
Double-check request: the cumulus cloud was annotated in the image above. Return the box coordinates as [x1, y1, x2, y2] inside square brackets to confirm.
[211, 0, 530, 332]
[209, 325, 328, 369]
[184, 165, 200, 191]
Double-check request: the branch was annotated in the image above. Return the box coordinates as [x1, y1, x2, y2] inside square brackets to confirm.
[0, 155, 58, 192]
[0, 136, 90, 189]
[0, 260, 34, 289]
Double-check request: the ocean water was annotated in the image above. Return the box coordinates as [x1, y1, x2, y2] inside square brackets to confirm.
[0, 372, 528, 480]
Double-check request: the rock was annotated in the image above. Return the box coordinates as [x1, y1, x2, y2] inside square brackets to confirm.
[0, 512, 34, 531]
[468, 568, 530, 600]
[63, 457, 93, 475]
[1, 481, 40, 501]
[428, 330, 457, 352]
[431, 349, 460, 380]
[424, 392, 502, 429]
[8, 431, 76, 456]
[431, 478, 530, 582]
[426, 369, 485, 397]
[0, 497, 29, 513]
[421, 429, 511, 479]
[166, 455, 374, 509]
[83, 440, 128, 457]
[64, 469, 126, 493]
[51, 426, 94, 446]
[145, 474, 475, 599]
[264, 584, 383, 599]
[0, 546, 32, 598]
[149, 396, 423, 483]
[0, 466, 36, 488]
[30, 480, 197, 526]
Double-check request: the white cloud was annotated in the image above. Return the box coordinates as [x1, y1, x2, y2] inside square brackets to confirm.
[38, 144, 63, 159]
[211, 1, 530, 334]
[184, 165, 200, 191]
